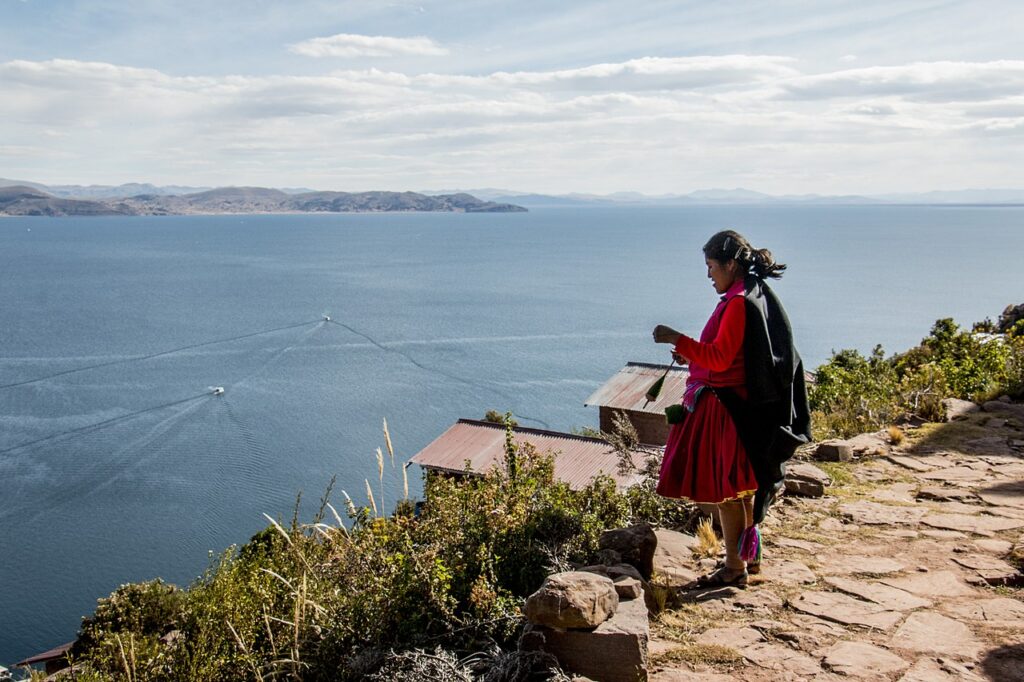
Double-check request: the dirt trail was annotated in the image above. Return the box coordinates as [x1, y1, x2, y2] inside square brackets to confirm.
[649, 407, 1024, 681]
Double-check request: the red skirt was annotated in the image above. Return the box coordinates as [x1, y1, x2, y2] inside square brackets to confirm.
[656, 389, 757, 503]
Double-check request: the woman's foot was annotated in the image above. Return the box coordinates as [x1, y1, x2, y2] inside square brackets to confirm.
[692, 565, 748, 589]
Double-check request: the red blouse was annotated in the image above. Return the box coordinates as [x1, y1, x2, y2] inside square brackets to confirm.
[674, 281, 747, 395]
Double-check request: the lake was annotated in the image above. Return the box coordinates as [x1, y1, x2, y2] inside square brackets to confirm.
[1, 205, 1023, 665]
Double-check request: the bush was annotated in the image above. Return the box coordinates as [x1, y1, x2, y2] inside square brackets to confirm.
[70, 417, 637, 680]
[811, 310, 1024, 438]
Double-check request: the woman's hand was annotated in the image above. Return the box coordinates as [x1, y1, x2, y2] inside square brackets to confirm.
[652, 324, 681, 345]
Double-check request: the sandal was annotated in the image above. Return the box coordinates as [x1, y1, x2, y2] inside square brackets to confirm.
[692, 566, 748, 589]
[714, 558, 762, 576]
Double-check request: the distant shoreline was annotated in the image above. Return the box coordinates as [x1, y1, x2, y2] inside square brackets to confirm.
[0, 185, 528, 217]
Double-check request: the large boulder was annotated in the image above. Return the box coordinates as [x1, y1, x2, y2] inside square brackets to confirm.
[599, 523, 658, 580]
[524, 571, 619, 630]
[942, 397, 980, 421]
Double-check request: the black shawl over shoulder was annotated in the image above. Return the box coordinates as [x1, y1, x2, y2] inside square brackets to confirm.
[713, 274, 812, 524]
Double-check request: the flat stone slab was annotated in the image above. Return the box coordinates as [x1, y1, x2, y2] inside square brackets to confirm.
[818, 554, 906, 576]
[824, 576, 932, 611]
[920, 529, 968, 540]
[649, 671, 733, 682]
[740, 642, 822, 677]
[921, 512, 1024, 535]
[974, 538, 1013, 554]
[917, 486, 978, 503]
[773, 537, 824, 552]
[822, 640, 908, 678]
[963, 435, 1015, 457]
[871, 482, 918, 503]
[729, 588, 784, 612]
[945, 597, 1024, 628]
[888, 455, 936, 472]
[696, 626, 764, 649]
[897, 657, 986, 682]
[771, 616, 847, 653]
[890, 611, 981, 659]
[880, 570, 976, 598]
[978, 480, 1024, 510]
[790, 590, 903, 631]
[919, 466, 990, 482]
[840, 500, 926, 525]
[951, 553, 1022, 585]
[759, 559, 817, 585]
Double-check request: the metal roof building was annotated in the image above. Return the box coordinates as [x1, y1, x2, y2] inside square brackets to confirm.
[585, 362, 689, 446]
[585, 362, 690, 415]
[15, 641, 73, 677]
[409, 419, 651, 491]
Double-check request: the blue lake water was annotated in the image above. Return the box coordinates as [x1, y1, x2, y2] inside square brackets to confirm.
[1, 205, 1023, 665]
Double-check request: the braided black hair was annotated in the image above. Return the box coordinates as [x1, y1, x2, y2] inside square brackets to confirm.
[702, 230, 786, 279]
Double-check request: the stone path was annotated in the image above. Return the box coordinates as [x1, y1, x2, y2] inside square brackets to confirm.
[647, 405, 1024, 681]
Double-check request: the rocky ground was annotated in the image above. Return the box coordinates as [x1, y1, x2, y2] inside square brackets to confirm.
[646, 401, 1024, 681]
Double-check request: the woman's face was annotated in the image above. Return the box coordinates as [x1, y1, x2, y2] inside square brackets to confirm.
[706, 257, 738, 294]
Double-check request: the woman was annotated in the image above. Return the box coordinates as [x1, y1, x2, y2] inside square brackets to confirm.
[652, 230, 799, 588]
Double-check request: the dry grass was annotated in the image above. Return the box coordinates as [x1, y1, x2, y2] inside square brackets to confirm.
[887, 425, 905, 445]
[694, 517, 721, 559]
[651, 643, 744, 667]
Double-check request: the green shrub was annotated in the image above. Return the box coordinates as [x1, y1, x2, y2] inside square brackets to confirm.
[811, 310, 1024, 438]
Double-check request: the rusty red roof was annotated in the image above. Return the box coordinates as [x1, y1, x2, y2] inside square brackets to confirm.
[15, 640, 73, 667]
[585, 362, 690, 414]
[410, 419, 652, 490]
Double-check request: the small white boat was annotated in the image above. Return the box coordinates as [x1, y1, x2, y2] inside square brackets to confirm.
[211, 387, 225, 396]
[323, 315, 331, 322]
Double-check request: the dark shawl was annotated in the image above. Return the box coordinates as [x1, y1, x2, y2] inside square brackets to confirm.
[713, 275, 812, 524]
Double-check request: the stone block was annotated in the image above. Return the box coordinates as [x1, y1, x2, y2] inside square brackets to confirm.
[524, 572, 619, 630]
[523, 594, 649, 682]
[614, 576, 643, 600]
[815, 440, 852, 462]
[784, 462, 831, 497]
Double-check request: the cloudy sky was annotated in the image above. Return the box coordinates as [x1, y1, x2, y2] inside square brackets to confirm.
[2, 0, 1023, 194]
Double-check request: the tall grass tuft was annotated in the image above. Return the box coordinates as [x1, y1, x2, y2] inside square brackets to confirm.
[383, 417, 395, 467]
[694, 516, 720, 559]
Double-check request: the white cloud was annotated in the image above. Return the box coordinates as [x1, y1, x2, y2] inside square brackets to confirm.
[778, 60, 1024, 102]
[289, 33, 448, 58]
[2, 55, 1022, 192]
[415, 55, 799, 91]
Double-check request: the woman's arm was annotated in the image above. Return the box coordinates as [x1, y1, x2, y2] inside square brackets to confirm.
[673, 297, 745, 371]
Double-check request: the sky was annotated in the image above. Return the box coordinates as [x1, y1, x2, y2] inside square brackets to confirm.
[1, 0, 1023, 194]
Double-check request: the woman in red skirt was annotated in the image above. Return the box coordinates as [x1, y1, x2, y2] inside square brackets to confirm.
[652, 230, 788, 587]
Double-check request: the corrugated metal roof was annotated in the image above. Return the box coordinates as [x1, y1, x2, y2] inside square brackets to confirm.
[410, 419, 652, 490]
[15, 641, 73, 667]
[585, 362, 690, 414]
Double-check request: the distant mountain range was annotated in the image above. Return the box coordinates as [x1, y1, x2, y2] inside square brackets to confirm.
[4, 178, 1024, 217]
[0, 181, 526, 216]
[431, 187, 1024, 207]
